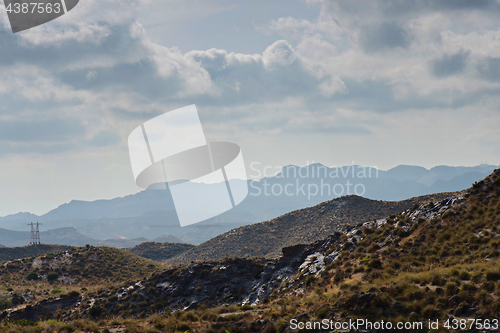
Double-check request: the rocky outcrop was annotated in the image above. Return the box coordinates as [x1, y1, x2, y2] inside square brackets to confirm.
[0, 294, 80, 322]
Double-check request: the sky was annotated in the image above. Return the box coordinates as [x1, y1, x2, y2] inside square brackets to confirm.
[1, 0, 500, 216]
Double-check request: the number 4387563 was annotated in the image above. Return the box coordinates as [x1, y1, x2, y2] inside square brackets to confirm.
[6, 2, 61, 14]
[444, 318, 499, 330]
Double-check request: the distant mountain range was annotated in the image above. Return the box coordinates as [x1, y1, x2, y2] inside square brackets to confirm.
[0, 163, 496, 246]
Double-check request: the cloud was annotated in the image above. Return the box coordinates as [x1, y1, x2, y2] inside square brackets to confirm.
[359, 23, 411, 53]
[477, 56, 500, 81]
[0, 118, 85, 143]
[88, 129, 121, 147]
[430, 50, 470, 77]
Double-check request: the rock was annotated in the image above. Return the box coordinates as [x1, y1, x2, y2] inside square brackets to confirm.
[281, 245, 307, 258]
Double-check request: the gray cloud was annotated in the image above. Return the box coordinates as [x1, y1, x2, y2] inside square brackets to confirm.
[359, 22, 411, 53]
[325, 0, 500, 22]
[477, 57, 500, 82]
[0, 118, 85, 143]
[430, 51, 470, 78]
[88, 129, 121, 147]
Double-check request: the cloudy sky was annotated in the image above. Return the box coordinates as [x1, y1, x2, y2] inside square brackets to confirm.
[1, 0, 500, 216]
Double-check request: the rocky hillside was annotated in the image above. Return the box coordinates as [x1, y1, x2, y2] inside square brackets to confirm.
[168, 192, 453, 264]
[125, 242, 195, 262]
[0, 245, 164, 316]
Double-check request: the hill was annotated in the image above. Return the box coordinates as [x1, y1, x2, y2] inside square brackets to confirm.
[0, 244, 73, 263]
[125, 242, 195, 262]
[150, 234, 186, 243]
[0, 245, 164, 315]
[168, 192, 453, 264]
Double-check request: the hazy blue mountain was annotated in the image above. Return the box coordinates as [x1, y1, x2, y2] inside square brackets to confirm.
[380, 165, 429, 182]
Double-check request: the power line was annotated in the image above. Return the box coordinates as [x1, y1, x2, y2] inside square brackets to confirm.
[27, 222, 42, 245]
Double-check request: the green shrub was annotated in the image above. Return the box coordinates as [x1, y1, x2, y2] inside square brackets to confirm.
[431, 274, 446, 286]
[26, 272, 39, 281]
[445, 282, 457, 296]
[47, 272, 59, 281]
[52, 287, 63, 294]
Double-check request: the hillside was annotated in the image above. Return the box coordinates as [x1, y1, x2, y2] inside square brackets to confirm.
[0, 244, 73, 263]
[0, 245, 164, 315]
[168, 192, 453, 264]
[125, 242, 195, 261]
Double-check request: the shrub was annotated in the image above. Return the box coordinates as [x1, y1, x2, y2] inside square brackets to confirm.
[304, 276, 315, 287]
[52, 287, 63, 294]
[445, 282, 457, 296]
[486, 270, 500, 281]
[360, 254, 372, 262]
[368, 259, 382, 269]
[88, 306, 102, 318]
[459, 271, 471, 280]
[431, 274, 446, 286]
[47, 272, 59, 281]
[316, 304, 330, 319]
[26, 272, 39, 281]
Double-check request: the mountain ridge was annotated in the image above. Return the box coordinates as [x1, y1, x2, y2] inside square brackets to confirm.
[1, 163, 496, 245]
[167, 192, 454, 264]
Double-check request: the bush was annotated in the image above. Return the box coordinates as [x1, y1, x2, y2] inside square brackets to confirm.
[445, 282, 457, 296]
[459, 271, 471, 280]
[47, 272, 60, 281]
[486, 270, 500, 281]
[88, 306, 102, 318]
[26, 272, 39, 281]
[368, 259, 382, 269]
[52, 287, 63, 294]
[431, 274, 446, 286]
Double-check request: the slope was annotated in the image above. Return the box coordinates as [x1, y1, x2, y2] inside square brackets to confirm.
[0, 244, 73, 263]
[168, 192, 453, 264]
